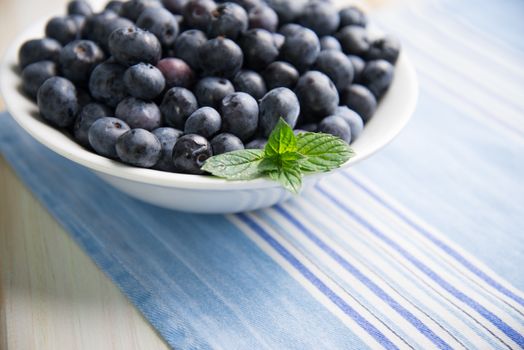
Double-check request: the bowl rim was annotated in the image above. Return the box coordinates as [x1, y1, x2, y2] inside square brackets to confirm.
[0, 16, 418, 191]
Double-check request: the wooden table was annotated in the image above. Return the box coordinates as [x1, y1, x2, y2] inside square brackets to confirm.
[0, 0, 399, 348]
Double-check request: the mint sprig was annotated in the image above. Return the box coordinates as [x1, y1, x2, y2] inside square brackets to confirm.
[202, 118, 355, 193]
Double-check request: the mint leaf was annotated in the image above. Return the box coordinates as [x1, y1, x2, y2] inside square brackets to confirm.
[268, 167, 302, 194]
[202, 149, 265, 180]
[296, 132, 354, 173]
[264, 118, 296, 157]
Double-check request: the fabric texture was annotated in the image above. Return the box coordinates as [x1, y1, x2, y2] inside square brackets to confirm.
[1, 0, 523, 348]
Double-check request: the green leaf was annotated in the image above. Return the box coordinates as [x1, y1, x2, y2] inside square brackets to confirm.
[264, 118, 297, 157]
[202, 149, 265, 180]
[268, 167, 303, 194]
[296, 132, 355, 173]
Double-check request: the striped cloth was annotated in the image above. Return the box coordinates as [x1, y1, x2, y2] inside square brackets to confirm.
[1, 0, 523, 348]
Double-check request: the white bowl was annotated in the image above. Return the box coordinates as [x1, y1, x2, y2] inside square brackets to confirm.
[0, 9, 418, 214]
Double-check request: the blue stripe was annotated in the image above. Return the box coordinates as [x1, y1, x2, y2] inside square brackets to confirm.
[236, 213, 400, 350]
[273, 206, 454, 350]
[344, 173, 524, 309]
[317, 186, 524, 347]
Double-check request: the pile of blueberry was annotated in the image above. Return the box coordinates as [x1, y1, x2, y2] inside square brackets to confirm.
[18, 0, 399, 174]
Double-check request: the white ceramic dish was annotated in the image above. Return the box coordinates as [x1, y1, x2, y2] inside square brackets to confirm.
[0, 5, 418, 213]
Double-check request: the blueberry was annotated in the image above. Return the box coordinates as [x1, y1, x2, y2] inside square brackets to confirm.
[245, 138, 267, 149]
[222, 0, 263, 11]
[208, 2, 248, 39]
[184, 107, 222, 138]
[18, 38, 62, 68]
[105, 1, 125, 14]
[137, 8, 179, 48]
[162, 0, 189, 14]
[152, 127, 183, 171]
[298, 1, 340, 37]
[272, 32, 285, 49]
[173, 30, 207, 70]
[160, 87, 198, 128]
[121, 0, 163, 21]
[76, 87, 93, 107]
[115, 97, 162, 131]
[220, 92, 259, 141]
[173, 134, 213, 174]
[109, 26, 162, 66]
[83, 11, 134, 51]
[194, 77, 235, 108]
[280, 25, 320, 72]
[339, 84, 376, 122]
[21, 61, 58, 99]
[278, 23, 302, 37]
[248, 5, 278, 32]
[71, 15, 87, 34]
[262, 61, 299, 90]
[295, 70, 339, 122]
[88, 117, 130, 158]
[336, 25, 370, 56]
[116, 129, 162, 167]
[348, 54, 365, 82]
[366, 36, 401, 64]
[67, 0, 93, 16]
[45, 16, 81, 45]
[313, 50, 354, 91]
[37, 77, 79, 128]
[74, 103, 113, 147]
[300, 123, 317, 132]
[266, 0, 308, 24]
[259, 87, 300, 137]
[361, 59, 394, 99]
[239, 28, 279, 70]
[59, 40, 105, 84]
[124, 63, 166, 100]
[210, 133, 244, 155]
[156, 58, 195, 89]
[183, 0, 217, 31]
[334, 106, 363, 142]
[318, 115, 351, 143]
[320, 36, 342, 51]
[233, 70, 267, 100]
[339, 6, 368, 28]
[199, 37, 243, 78]
[89, 61, 127, 107]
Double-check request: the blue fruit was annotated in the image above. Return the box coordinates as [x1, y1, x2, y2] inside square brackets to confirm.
[318, 115, 351, 144]
[361, 59, 394, 99]
[83, 11, 134, 51]
[136, 8, 179, 48]
[366, 36, 401, 64]
[239, 28, 279, 70]
[210, 133, 245, 155]
[220, 92, 259, 141]
[320, 36, 342, 51]
[266, 0, 308, 24]
[59, 40, 105, 83]
[115, 97, 162, 130]
[45, 16, 81, 45]
[259, 87, 300, 137]
[172, 134, 213, 174]
[279, 25, 320, 72]
[116, 129, 162, 167]
[233, 70, 267, 100]
[156, 58, 195, 89]
[121, 0, 162, 21]
[223, 0, 263, 11]
[199, 37, 244, 78]
[21, 61, 58, 99]
[208, 2, 248, 39]
[334, 106, 363, 142]
[339, 84, 376, 122]
[314, 49, 354, 91]
[37, 77, 79, 128]
[339, 6, 368, 28]
[162, 0, 188, 13]
[184, 107, 222, 138]
[105, 1, 124, 14]
[89, 61, 127, 107]
[152, 127, 183, 171]
[67, 0, 93, 16]
[108, 26, 162, 66]
[124, 63, 166, 100]
[248, 5, 278, 32]
[300, 123, 317, 132]
[194, 77, 235, 108]
[272, 32, 285, 49]
[278, 23, 301, 36]
[88, 117, 130, 158]
[74, 103, 114, 147]
[18, 39, 60, 71]
[295, 70, 339, 122]
[183, 0, 217, 31]
[336, 25, 370, 56]
[173, 30, 207, 70]
[245, 138, 267, 149]
[160, 87, 198, 129]
[347, 54, 365, 82]
[298, 1, 340, 37]
[262, 61, 299, 90]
